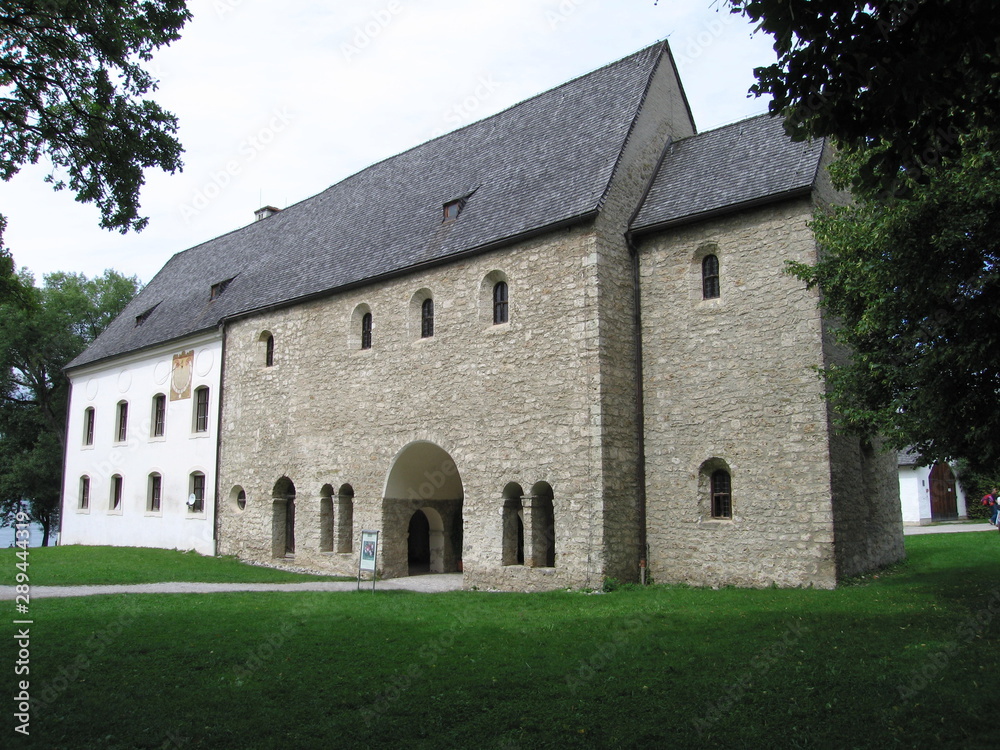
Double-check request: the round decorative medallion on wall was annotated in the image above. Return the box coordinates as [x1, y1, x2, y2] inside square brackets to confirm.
[153, 360, 170, 385]
[195, 348, 214, 377]
[85, 378, 99, 401]
[117, 369, 132, 393]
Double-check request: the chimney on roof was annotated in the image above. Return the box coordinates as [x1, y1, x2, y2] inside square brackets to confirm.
[254, 205, 281, 221]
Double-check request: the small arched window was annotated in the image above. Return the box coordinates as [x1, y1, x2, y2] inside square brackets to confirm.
[194, 387, 210, 433]
[83, 407, 95, 446]
[111, 474, 123, 510]
[493, 281, 509, 324]
[361, 312, 373, 350]
[79, 476, 91, 510]
[265, 334, 274, 367]
[115, 401, 129, 443]
[148, 473, 162, 512]
[702, 254, 720, 299]
[711, 469, 732, 519]
[421, 298, 434, 338]
[151, 394, 166, 437]
[189, 472, 206, 513]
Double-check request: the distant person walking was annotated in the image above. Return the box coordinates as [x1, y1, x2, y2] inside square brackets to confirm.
[983, 489, 1000, 527]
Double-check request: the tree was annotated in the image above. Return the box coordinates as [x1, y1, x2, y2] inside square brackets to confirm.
[727, 0, 1000, 195]
[0, 0, 190, 237]
[787, 140, 1000, 470]
[0, 269, 140, 544]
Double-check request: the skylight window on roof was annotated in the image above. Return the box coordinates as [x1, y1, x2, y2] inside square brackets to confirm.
[210, 277, 235, 300]
[135, 303, 159, 327]
[443, 198, 466, 223]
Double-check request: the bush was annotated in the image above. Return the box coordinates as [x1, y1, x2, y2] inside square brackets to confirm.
[955, 460, 1000, 520]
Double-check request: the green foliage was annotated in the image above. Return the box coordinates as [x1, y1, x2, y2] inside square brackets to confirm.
[0, 0, 190, 234]
[727, 0, 1000, 195]
[8, 534, 1000, 748]
[955, 460, 1000, 520]
[787, 139, 1000, 469]
[0, 269, 141, 543]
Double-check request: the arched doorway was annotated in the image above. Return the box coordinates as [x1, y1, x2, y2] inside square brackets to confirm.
[929, 463, 958, 520]
[271, 477, 296, 558]
[408, 510, 430, 573]
[382, 441, 464, 578]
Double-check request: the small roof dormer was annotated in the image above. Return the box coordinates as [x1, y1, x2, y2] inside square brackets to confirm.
[254, 205, 281, 222]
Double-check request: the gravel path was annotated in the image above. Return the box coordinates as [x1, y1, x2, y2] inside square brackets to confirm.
[3, 525, 992, 600]
[903, 521, 996, 535]
[0, 573, 464, 600]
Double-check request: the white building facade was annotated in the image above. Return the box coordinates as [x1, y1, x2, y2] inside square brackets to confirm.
[898, 450, 967, 525]
[60, 331, 222, 555]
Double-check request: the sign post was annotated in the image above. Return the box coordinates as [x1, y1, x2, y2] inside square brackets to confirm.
[358, 530, 379, 592]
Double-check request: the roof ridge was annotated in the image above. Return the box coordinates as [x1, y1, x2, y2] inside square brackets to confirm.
[159, 42, 672, 271]
[594, 41, 670, 214]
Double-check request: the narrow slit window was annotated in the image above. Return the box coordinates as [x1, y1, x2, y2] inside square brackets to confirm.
[421, 298, 434, 338]
[361, 312, 372, 350]
[493, 281, 509, 324]
[265, 334, 274, 367]
[83, 407, 95, 446]
[111, 475, 123, 510]
[116, 402, 128, 443]
[79, 476, 90, 510]
[702, 254, 720, 300]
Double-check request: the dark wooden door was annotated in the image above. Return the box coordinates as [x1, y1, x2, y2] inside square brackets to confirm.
[929, 463, 958, 520]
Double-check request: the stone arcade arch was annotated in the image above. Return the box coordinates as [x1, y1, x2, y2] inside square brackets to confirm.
[272, 477, 296, 558]
[382, 441, 464, 578]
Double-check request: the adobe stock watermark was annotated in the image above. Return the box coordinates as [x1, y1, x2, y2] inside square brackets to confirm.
[359, 610, 475, 727]
[427, 75, 503, 140]
[673, 11, 739, 68]
[896, 586, 1000, 703]
[340, 1, 404, 62]
[178, 107, 294, 224]
[546, 0, 588, 31]
[565, 611, 654, 695]
[28, 595, 142, 719]
[692, 619, 810, 736]
[213, 0, 247, 19]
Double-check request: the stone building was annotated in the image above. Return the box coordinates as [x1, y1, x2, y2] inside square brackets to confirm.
[61, 42, 905, 589]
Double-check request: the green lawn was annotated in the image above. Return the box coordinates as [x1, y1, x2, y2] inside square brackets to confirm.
[4, 533, 1000, 749]
[1, 545, 350, 585]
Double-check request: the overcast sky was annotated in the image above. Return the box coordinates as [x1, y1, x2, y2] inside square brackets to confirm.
[1, 0, 777, 285]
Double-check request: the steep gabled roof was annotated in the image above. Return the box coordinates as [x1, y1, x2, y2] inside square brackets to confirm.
[630, 113, 824, 233]
[69, 42, 676, 370]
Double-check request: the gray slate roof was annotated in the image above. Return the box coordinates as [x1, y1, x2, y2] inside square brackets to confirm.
[631, 113, 824, 233]
[69, 43, 671, 370]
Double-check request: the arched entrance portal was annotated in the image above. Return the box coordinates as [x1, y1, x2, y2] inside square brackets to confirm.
[382, 441, 464, 578]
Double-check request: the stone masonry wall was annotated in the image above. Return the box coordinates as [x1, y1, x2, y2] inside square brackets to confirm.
[638, 198, 843, 588]
[218, 225, 613, 591]
[589, 48, 696, 582]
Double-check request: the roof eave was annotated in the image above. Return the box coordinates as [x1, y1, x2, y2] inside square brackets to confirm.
[222, 209, 601, 327]
[630, 186, 815, 238]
